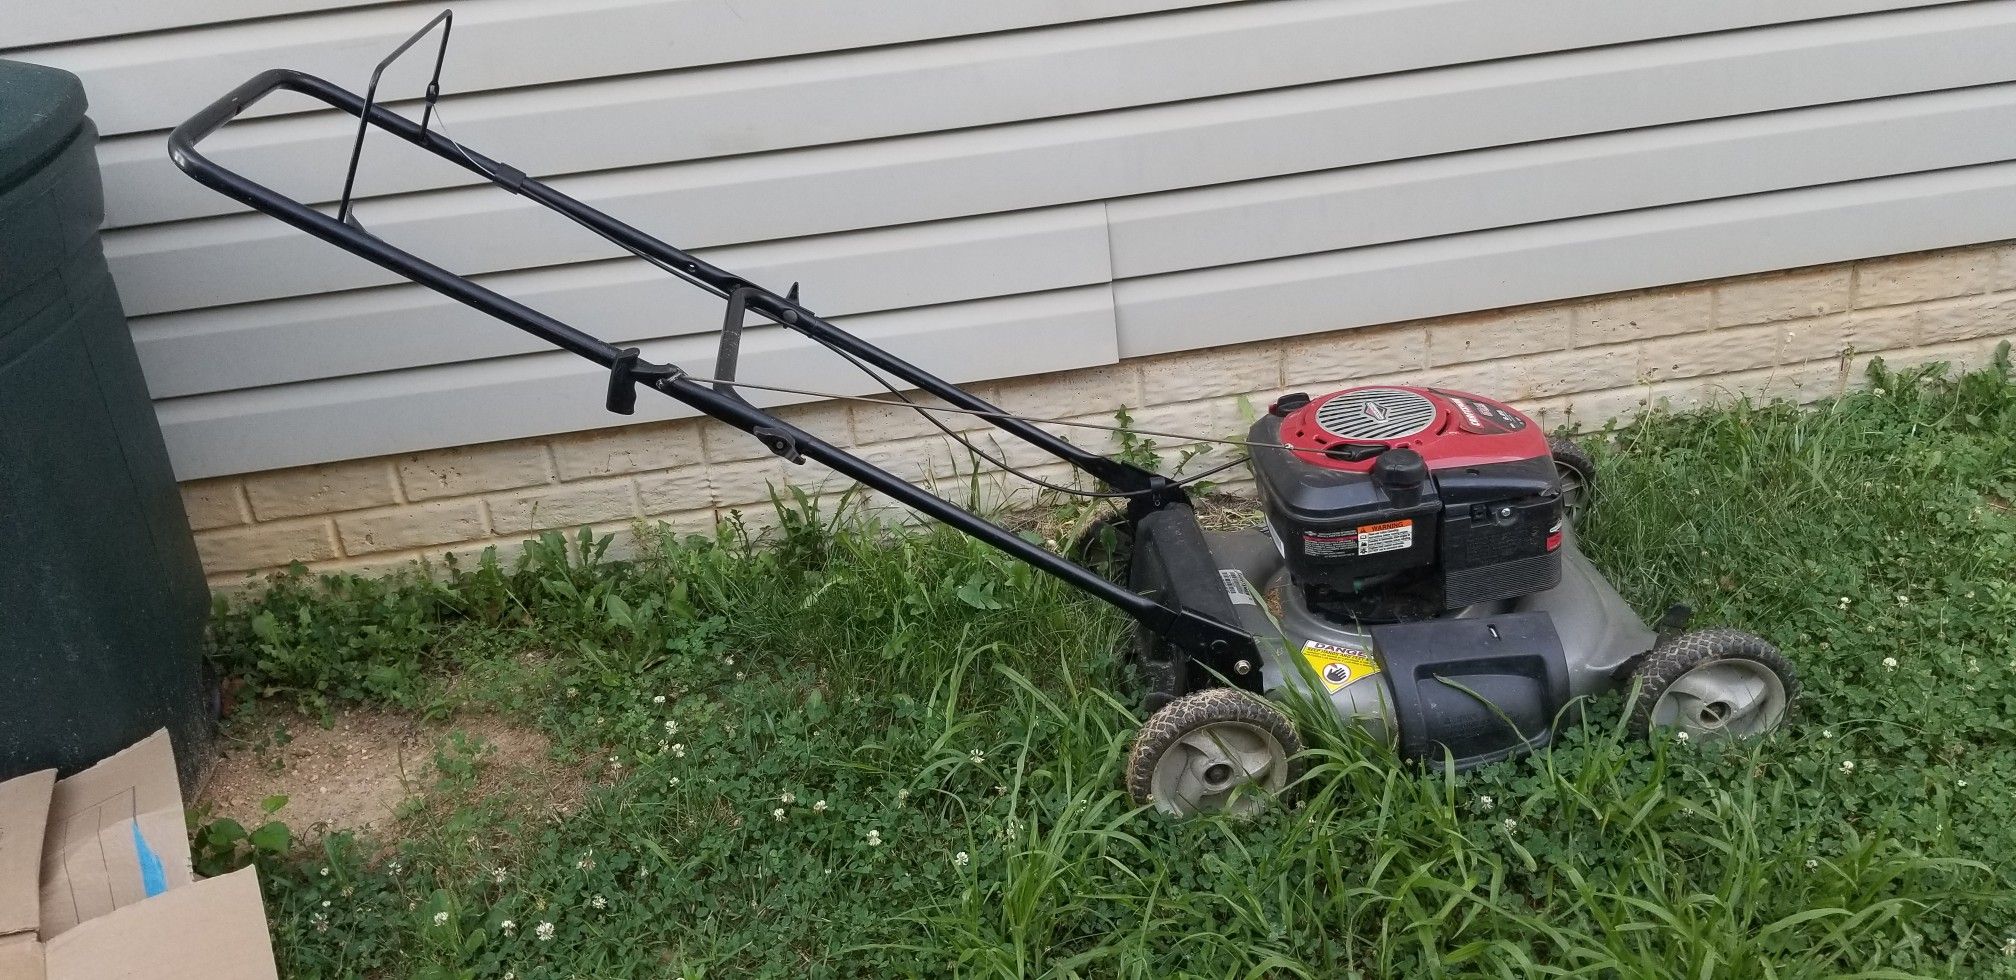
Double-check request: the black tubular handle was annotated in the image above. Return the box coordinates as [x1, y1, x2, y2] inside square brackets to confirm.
[168, 67, 301, 152]
[163, 60, 1259, 673]
[167, 69, 608, 367]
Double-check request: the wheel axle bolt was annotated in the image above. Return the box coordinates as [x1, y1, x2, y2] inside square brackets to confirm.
[1234, 659, 1254, 675]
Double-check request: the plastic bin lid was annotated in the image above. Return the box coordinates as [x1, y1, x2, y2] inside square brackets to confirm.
[0, 60, 87, 196]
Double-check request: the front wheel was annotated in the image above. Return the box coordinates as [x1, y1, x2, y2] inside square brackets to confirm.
[1126, 688, 1302, 817]
[1627, 628, 1798, 742]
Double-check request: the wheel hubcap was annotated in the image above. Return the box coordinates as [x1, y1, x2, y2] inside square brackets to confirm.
[1148, 721, 1289, 816]
[1557, 464, 1590, 518]
[1651, 658, 1787, 739]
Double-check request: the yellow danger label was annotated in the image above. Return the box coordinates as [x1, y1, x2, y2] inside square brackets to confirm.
[1300, 640, 1381, 693]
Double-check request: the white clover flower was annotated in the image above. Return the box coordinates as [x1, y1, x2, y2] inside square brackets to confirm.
[773, 808, 787, 822]
[309, 911, 330, 933]
[1502, 818, 1517, 832]
[1822, 729, 1834, 739]
[432, 911, 450, 926]
[1805, 859, 1818, 870]
[1478, 795, 1495, 811]
[535, 921, 555, 942]
[664, 720, 679, 736]
[669, 776, 681, 787]
[670, 743, 686, 758]
[387, 860, 401, 874]
[565, 687, 579, 698]
[953, 851, 970, 868]
[1840, 760, 1856, 774]
[735, 671, 746, 681]
[575, 853, 596, 870]
[969, 749, 985, 765]
[813, 800, 828, 813]
[1896, 594, 1910, 606]
[1675, 731, 1690, 742]
[896, 789, 909, 803]
[319, 867, 330, 877]
[503, 974, 515, 980]
[1837, 596, 1850, 607]
[1959, 780, 1969, 788]
[780, 792, 795, 804]
[653, 695, 666, 704]
[1882, 657, 1898, 670]
[2002, 937, 2016, 957]
[725, 656, 735, 666]
[1873, 387, 1887, 396]
[589, 895, 607, 910]
[492, 867, 508, 884]
[321, 899, 331, 908]
[866, 829, 883, 846]
[501, 920, 516, 935]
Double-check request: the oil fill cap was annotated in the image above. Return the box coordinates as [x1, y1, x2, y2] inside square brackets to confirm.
[1372, 447, 1428, 489]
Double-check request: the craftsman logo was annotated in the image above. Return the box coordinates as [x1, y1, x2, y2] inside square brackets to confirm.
[1300, 640, 1381, 693]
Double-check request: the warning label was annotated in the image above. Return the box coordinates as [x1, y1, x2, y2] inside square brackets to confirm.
[1218, 569, 1257, 606]
[1355, 519, 1413, 556]
[1299, 640, 1381, 693]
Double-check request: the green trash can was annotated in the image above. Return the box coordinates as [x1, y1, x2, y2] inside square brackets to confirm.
[0, 60, 213, 789]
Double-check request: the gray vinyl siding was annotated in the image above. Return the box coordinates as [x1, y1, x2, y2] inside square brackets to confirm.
[5, 0, 2013, 480]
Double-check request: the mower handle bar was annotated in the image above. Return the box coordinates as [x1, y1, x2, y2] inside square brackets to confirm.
[166, 65, 1262, 682]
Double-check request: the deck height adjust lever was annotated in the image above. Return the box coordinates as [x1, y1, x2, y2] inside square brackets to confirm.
[715, 282, 805, 463]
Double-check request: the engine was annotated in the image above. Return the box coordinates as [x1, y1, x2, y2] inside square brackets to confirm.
[1249, 385, 1563, 621]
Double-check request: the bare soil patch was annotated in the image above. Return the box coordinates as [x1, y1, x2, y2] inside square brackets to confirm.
[195, 708, 582, 840]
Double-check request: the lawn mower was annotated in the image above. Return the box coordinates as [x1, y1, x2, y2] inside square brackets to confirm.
[168, 12, 1798, 816]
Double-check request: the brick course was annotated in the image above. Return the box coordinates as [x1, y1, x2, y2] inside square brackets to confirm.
[185, 243, 2016, 586]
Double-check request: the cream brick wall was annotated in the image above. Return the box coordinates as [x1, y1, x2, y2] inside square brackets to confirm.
[181, 243, 2016, 587]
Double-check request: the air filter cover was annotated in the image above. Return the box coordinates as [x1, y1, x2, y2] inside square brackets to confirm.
[1276, 385, 1549, 472]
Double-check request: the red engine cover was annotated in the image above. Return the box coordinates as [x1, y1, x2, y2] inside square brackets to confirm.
[1274, 385, 1549, 472]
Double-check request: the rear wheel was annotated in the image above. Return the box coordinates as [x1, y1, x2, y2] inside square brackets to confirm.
[1548, 437, 1597, 522]
[1127, 688, 1302, 817]
[1627, 628, 1797, 742]
[1066, 509, 1133, 583]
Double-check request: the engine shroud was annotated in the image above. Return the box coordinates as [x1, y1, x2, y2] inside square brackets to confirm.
[1250, 385, 1562, 617]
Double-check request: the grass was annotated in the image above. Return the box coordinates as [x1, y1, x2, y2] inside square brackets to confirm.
[201, 349, 2016, 979]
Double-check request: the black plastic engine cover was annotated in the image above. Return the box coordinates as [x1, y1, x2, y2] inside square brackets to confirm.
[1437, 457, 1562, 607]
[1248, 415, 1442, 585]
[1250, 414, 1562, 609]
[1370, 612, 1570, 767]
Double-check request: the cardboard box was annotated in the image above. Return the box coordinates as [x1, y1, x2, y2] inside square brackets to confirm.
[0, 730, 278, 980]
